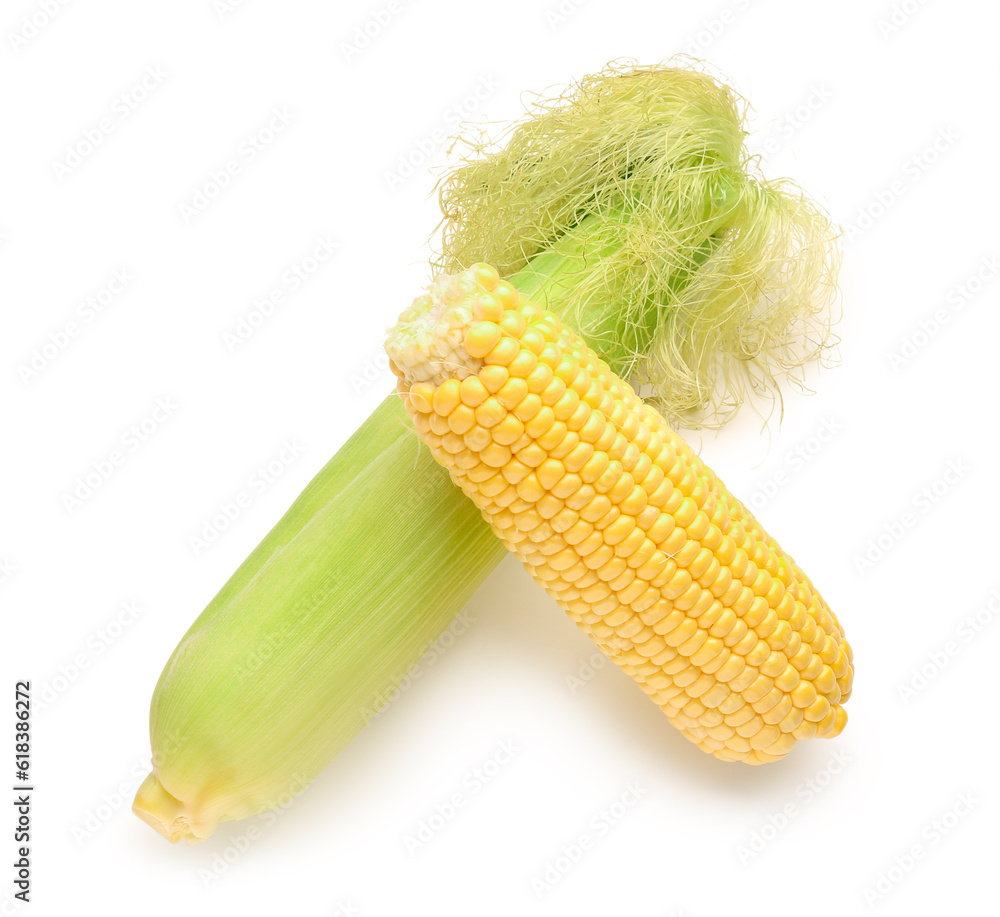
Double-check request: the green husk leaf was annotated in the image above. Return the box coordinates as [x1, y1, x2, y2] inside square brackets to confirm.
[136, 400, 504, 843]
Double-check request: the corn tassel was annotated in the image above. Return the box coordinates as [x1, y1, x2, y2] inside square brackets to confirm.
[386, 265, 853, 764]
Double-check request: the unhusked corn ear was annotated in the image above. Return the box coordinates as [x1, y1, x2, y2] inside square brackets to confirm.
[386, 265, 854, 765]
[132, 396, 506, 843]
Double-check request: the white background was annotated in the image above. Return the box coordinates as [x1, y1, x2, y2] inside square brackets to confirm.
[2, 0, 998, 914]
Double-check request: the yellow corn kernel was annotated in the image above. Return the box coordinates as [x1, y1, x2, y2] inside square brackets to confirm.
[385, 267, 854, 765]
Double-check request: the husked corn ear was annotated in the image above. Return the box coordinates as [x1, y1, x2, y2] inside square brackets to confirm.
[386, 264, 854, 765]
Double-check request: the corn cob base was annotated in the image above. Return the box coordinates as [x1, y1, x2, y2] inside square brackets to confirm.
[386, 265, 853, 765]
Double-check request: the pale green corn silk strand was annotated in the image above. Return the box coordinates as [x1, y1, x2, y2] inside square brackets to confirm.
[434, 59, 841, 426]
[135, 61, 840, 843]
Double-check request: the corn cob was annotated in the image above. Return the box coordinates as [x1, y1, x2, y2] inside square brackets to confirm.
[386, 265, 853, 764]
[132, 210, 731, 844]
[135, 62, 842, 844]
